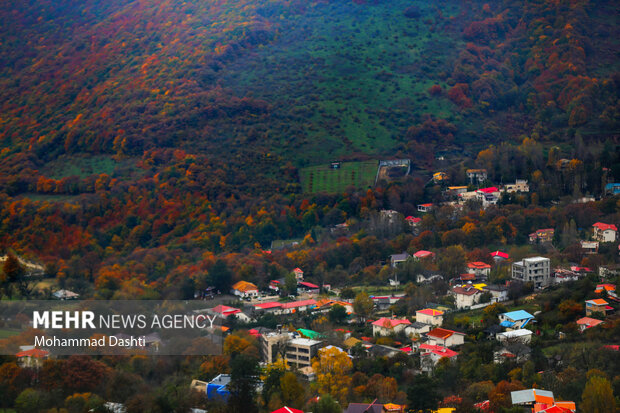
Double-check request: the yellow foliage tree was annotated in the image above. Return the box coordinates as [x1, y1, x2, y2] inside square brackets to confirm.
[312, 347, 353, 405]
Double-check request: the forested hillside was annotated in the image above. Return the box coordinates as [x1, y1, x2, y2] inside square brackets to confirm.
[0, 0, 618, 296]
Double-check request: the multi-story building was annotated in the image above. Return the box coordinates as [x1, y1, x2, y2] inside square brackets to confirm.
[466, 169, 488, 184]
[512, 257, 551, 288]
[285, 338, 322, 368]
[261, 331, 291, 364]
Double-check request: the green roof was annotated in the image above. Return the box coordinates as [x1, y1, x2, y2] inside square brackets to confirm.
[297, 328, 324, 339]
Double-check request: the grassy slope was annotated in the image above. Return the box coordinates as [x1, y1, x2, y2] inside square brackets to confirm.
[220, 0, 462, 165]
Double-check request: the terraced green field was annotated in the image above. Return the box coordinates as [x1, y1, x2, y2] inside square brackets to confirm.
[300, 160, 378, 193]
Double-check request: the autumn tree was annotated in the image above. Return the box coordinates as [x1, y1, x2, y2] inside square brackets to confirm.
[312, 347, 353, 405]
[353, 291, 374, 322]
[581, 373, 616, 413]
[438, 245, 466, 280]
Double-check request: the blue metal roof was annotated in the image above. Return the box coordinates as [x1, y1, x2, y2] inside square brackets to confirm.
[500, 320, 515, 327]
[502, 310, 534, 321]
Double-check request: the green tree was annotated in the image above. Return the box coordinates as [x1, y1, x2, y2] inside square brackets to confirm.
[581, 374, 616, 413]
[284, 271, 297, 296]
[228, 354, 260, 413]
[15, 388, 50, 413]
[209, 259, 232, 293]
[407, 375, 440, 413]
[312, 394, 341, 413]
[353, 292, 374, 322]
[328, 304, 348, 324]
[438, 245, 466, 279]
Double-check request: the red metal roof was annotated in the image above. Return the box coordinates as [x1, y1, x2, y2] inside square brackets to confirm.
[16, 348, 49, 358]
[593, 222, 617, 231]
[491, 251, 509, 259]
[254, 301, 283, 310]
[372, 317, 411, 328]
[298, 281, 319, 289]
[427, 327, 462, 339]
[416, 308, 444, 316]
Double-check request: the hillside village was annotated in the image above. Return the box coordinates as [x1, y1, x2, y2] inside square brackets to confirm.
[1, 166, 619, 413]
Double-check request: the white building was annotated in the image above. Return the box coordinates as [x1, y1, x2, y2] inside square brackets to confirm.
[496, 329, 533, 344]
[512, 257, 551, 289]
[371, 318, 411, 336]
[426, 328, 465, 347]
[504, 179, 529, 193]
[593, 222, 617, 243]
[452, 285, 481, 309]
[415, 309, 444, 326]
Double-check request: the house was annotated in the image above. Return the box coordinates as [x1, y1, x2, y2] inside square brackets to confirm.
[416, 308, 444, 326]
[528, 228, 555, 243]
[390, 252, 410, 268]
[504, 179, 529, 193]
[499, 310, 535, 329]
[605, 183, 620, 195]
[190, 379, 208, 392]
[297, 281, 320, 293]
[490, 250, 509, 263]
[16, 348, 49, 368]
[231, 281, 259, 298]
[286, 338, 323, 368]
[417, 203, 433, 213]
[595, 284, 617, 298]
[271, 407, 304, 413]
[433, 172, 449, 183]
[496, 329, 533, 344]
[592, 222, 617, 242]
[280, 299, 317, 314]
[404, 321, 431, 336]
[206, 374, 231, 402]
[416, 271, 443, 284]
[580, 240, 599, 254]
[413, 250, 435, 260]
[585, 298, 610, 316]
[344, 403, 387, 413]
[419, 344, 458, 372]
[512, 257, 551, 289]
[452, 285, 481, 309]
[552, 268, 580, 284]
[466, 169, 488, 184]
[209, 304, 253, 323]
[426, 328, 465, 347]
[52, 289, 79, 300]
[576, 317, 604, 332]
[268, 279, 282, 292]
[493, 343, 531, 363]
[483, 284, 509, 302]
[405, 216, 422, 230]
[372, 317, 411, 336]
[447, 186, 468, 195]
[467, 261, 491, 276]
[476, 187, 500, 207]
[293, 268, 304, 281]
[315, 298, 354, 315]
[254, 301, 284, 315]
[510, 389, 576, 412]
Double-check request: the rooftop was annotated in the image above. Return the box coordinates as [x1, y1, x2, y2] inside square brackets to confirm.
[288, 338, 322, 346]
[427, 327, 463, 339]
[416, 308, 444, 316]
[502, 310, 535, 321]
